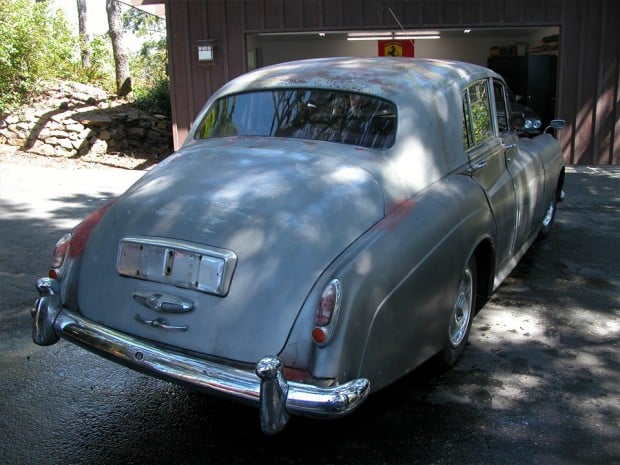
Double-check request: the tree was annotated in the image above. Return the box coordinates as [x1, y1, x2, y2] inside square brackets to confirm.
[124, 6, 170, 115]
[76, 0, 91, 68]
[106, 0, 131, 96]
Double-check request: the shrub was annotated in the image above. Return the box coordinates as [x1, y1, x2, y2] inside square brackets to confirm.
[133, 77, 171, 117]
[0, 0, 79, 113]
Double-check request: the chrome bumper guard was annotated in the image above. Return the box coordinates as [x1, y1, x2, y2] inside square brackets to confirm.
[32, 278, 370, 434]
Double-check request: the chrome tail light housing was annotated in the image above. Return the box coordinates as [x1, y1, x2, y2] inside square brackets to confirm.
[312, 279, 342, 346]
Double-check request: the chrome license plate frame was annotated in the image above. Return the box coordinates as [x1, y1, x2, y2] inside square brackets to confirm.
[117, 237, 237, 296]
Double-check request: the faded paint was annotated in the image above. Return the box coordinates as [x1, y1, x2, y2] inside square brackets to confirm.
[186, 58, 494, 199]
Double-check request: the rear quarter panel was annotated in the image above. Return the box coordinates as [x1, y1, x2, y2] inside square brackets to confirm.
[305, 173, 494, 391]
[519, 134, 565, 214]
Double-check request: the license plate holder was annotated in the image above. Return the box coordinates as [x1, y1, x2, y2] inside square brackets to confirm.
[117, 237, 237, 296]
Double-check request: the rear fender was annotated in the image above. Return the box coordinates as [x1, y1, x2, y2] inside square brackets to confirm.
[293, 174, 495, 390]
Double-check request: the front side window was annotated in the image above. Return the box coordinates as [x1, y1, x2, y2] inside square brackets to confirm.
[462, 79, 493, 150]
[195, 89, 397, 150]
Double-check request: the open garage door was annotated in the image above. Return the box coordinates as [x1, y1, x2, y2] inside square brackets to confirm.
[247, 27, 560, 131]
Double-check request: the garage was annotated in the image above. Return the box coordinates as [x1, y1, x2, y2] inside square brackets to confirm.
[248, 27, 560, 131]
[163, 0, 619, 165]
[247, 27, 558, 69]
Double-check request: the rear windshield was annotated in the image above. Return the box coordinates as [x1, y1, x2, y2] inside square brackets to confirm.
[195, 89, 396, 149]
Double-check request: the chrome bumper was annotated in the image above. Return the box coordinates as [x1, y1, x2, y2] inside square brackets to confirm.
[32, 278, 370, 434]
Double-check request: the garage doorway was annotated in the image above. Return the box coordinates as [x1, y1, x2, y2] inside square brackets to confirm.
[246, 27, 560, 129]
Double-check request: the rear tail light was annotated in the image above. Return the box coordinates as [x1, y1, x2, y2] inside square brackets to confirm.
[50, 233, 72, 269]
[49, 199, 116, 279]
[312, 279, 342, 346]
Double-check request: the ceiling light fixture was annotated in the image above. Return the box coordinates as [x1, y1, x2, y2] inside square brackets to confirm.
[347, 30, 440, 41]
[347, 31, 392, 41]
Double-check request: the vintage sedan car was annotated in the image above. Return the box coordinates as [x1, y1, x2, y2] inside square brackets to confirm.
[509, 92, 543, 136]
[33, 58, 565, 434]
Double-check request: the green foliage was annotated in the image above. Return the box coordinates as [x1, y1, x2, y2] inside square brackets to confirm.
[125, 8, 169, 116]
[0, 0, 79, 113]
[71, 34, 116, 92]
[0, 1, 170, 118]
[123, 8, 165, 38]
[133, 77, 170, 116]
[462, 81, 493, 149]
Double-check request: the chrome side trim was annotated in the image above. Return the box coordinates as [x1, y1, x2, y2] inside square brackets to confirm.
[32, 281, 370, 434]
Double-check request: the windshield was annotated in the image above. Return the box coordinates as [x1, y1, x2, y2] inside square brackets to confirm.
[195, 89, 397, 149]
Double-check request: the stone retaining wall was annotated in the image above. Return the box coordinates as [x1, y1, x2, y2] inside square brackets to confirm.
[0, 81, 172, 158]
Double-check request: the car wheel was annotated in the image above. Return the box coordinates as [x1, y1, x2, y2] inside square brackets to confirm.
[437, 256, 477, 368]
[538, 189, 557, 239]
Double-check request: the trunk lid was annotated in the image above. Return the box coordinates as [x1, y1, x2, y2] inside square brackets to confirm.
[77, 140, 384, 362]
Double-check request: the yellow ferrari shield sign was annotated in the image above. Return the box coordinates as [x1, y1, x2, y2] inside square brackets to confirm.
[378, 40, 414, 57]
[384, 42, 403, 57]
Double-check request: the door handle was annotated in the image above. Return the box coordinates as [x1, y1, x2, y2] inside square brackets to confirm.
[503, 143, 517, 164]
[133, 289, 194, 313]
[134, 313, 189, 331]
[468, 160, 487, 174]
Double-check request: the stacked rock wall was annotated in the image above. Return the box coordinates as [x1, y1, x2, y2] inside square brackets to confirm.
[0, 81, 172, 158]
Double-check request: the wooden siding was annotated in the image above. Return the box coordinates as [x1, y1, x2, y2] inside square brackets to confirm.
[165, 0, 619, 165]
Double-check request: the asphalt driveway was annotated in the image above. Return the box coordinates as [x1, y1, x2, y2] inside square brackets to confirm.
[0, 154, 618, 465]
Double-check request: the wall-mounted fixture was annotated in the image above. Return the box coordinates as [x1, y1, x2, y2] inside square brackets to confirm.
[197, 39, 215, 63]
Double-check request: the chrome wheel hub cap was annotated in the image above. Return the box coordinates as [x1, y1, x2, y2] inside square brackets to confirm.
[542, 200, 555, 227]
[449, 268, 473, 347]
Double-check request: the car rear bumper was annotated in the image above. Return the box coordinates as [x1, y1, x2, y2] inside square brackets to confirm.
[32, 278, 370, 434]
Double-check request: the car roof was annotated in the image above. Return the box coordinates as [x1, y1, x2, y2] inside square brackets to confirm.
[186, 58, 500, 197]
[214, 57, 497, 103]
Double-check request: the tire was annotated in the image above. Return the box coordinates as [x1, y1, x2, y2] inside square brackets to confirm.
[538, 189, 557, 239]
[437, 255, 477, 368]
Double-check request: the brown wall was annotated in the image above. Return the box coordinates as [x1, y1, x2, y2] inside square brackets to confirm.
[165, 0, 619, 165]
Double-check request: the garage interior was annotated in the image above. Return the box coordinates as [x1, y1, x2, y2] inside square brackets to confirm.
[247, 27, 560, 127]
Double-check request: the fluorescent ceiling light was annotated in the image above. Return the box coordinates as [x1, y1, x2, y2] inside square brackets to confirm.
[394, 35, 440, 40]
[396, 30, 440, 36]
[348, 36, 390, 41]
[347, 30, 441, 41]
[347, 31, 392, 41]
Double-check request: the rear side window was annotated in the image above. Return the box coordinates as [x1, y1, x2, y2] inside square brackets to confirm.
[493, 80, 510, 133]
[195, 89, 397, 150]
[462, 79, 493, 150]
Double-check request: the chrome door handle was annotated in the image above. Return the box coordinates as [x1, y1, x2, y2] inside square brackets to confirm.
[468, 160, 487, 174]
[503, 143, 517, 150]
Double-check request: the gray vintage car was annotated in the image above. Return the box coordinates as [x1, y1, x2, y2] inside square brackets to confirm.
[33, 58, 565, 434]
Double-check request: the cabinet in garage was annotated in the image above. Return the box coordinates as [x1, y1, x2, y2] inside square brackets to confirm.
[488, 55, 557, 127]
